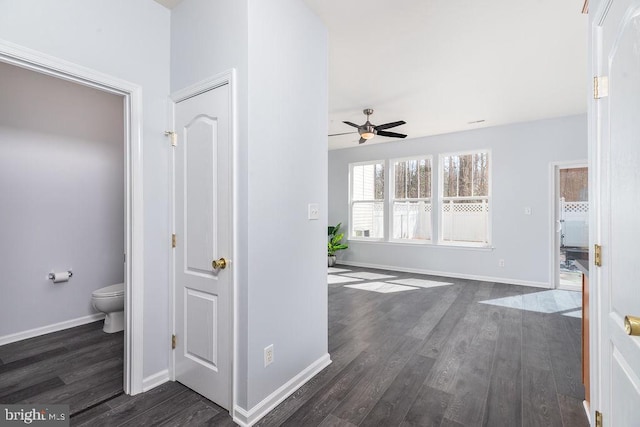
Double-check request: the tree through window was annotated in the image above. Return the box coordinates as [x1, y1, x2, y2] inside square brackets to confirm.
[441, 151, 490, 245]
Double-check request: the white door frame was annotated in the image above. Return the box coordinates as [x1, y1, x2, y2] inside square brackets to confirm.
[168, 70, 237, 411]
[0, 40, 145, 394]
[548, 160, 588, 290]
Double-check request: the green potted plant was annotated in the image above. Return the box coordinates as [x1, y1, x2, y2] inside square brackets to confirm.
[328, 223, 348, 267]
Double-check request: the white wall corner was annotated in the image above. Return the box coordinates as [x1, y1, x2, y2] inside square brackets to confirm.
[142, 369, 170, 392]
[232, 354, 332, 427]
[0, 313, 105, 346]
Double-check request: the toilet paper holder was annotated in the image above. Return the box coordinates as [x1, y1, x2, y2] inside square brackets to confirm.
[48, 270, 73, 281]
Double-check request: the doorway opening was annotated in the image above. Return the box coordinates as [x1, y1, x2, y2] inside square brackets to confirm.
[0, 41, 144, 394]
[551, 162, 588, 290]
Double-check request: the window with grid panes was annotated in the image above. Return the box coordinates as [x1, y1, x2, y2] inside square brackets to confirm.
[440, 151, 490, 245]
[391, 157, 432, 241]
[350, 161, 385, 239]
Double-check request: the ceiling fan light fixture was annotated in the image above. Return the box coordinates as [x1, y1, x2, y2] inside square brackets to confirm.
[361, 131, 375, 140]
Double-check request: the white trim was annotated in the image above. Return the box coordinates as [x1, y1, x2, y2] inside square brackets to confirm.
[169, 69, 237, 412]
[0, 39, 144, 395]
[170, 73, 232, 103]
[232, 354, 332, 427]
[548, 160, 588, 290]
[558, 283, 582, 292]
[338, 260, 551, 289]
[583, 400, 591, 422]
[348, 160, 386, 240]
[0, 314, 105, 346]
[347, 240, 495, 251]
[142, 369, 170, 392]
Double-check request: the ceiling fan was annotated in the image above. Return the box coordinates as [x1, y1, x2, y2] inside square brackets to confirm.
[329, 108, 407, 144]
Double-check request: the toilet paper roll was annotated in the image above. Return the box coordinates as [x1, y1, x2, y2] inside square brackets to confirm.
[51, 271, 70, 283]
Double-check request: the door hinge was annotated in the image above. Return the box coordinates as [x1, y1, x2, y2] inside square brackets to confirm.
[172, 334, 176, 350]
[594, 244, 602, 267]
[172, 233, 176, 248]
[593, 76, 609, 99]
[595, 410, 602, 427]
[164, 130, 177, 147]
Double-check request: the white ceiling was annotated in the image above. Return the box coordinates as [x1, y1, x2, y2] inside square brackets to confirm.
[305, 0, 588, 150]
[155, 0, 588, 150]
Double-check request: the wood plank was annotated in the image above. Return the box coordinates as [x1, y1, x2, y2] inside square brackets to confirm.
[544, 314, 584, 399]
[330, 336, 422, 425]
[118, 389, 204, 426]
[360, 354, 436, 426]
[522, 366, 564, 427]
[73, 381, 187, 426]
[0, 376, 65, 403]
[156, 399, 219, 426]
[400, 386, 452, 427]
[441, 318, 496, 425]
[317, 414, 357, 427]
[281, 334, 406, 426]
[557, 393, 589, 427]
[407, 287, 458, 340]
[482, 304, 522, 427]
[0, 321, 102, 363]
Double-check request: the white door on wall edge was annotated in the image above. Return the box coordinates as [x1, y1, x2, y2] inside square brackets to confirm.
[174, 84, 231, 410]
[594, 0, 640, 424]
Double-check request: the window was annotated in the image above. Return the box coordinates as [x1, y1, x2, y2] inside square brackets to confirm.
[350, 161, 384, 239]
[391, 157, 432, 241]
[440, 151, 490, 245]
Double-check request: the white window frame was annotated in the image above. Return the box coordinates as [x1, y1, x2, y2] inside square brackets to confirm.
[438, 149, 492, 247]
[389, 155, 433, 244]
[349, 160, 386, 241]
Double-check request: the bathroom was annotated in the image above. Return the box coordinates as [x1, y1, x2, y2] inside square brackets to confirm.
[0, 60, 125, 390]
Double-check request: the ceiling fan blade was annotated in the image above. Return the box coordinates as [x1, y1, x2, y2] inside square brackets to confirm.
[343, 121, 361, 128]
[377, 130, 407, 139]
[374, 120, 406, 131]
[359, 137, 367, 144]
[328, 131, 358, 137]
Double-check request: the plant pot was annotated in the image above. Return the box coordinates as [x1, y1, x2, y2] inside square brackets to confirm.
[328, 255, 337, 267]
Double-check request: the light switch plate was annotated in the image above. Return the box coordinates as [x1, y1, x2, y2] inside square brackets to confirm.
[524, 207, 532, 215]
[308, 203, 320, 220]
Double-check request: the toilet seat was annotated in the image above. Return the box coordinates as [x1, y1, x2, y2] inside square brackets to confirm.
[92, 283, 124, 298]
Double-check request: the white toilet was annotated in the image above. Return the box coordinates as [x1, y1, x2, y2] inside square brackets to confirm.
[91, 282, 124, 333]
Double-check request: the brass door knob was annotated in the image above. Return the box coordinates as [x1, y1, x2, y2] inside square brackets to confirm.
[212, 258, 227, 270]
[624, 315, 640, 336]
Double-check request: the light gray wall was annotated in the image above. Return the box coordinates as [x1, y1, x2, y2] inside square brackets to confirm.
[329, 114, 587, 286]
[0, 61, 124, 336]
[0, 0, 172, 377]
[171, 0, 328, 411]
[246, 0, 328, 409]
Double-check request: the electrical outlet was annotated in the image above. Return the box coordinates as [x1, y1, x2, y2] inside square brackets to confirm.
[264, 344, 274, 367]
[499, 259, 505, 267]
[308, 203, 320, 220]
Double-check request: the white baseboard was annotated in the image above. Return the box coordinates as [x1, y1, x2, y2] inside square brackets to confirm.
[558, 283, 582, 292]
[233, 353, 332, 427]
[0, 313, 105, 346]
[583, 400, 590, 422]
[142, 369, 170, 392]
[338, 260, 551, 289]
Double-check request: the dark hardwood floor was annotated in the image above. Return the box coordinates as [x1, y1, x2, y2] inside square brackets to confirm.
[0, 266, 588, 426]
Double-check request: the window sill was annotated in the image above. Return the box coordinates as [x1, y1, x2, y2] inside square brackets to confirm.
[348, 239, 495, 251]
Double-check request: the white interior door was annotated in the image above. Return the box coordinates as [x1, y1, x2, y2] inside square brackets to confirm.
[174, 84, 231, 409]
[594, 0, 640, 423]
